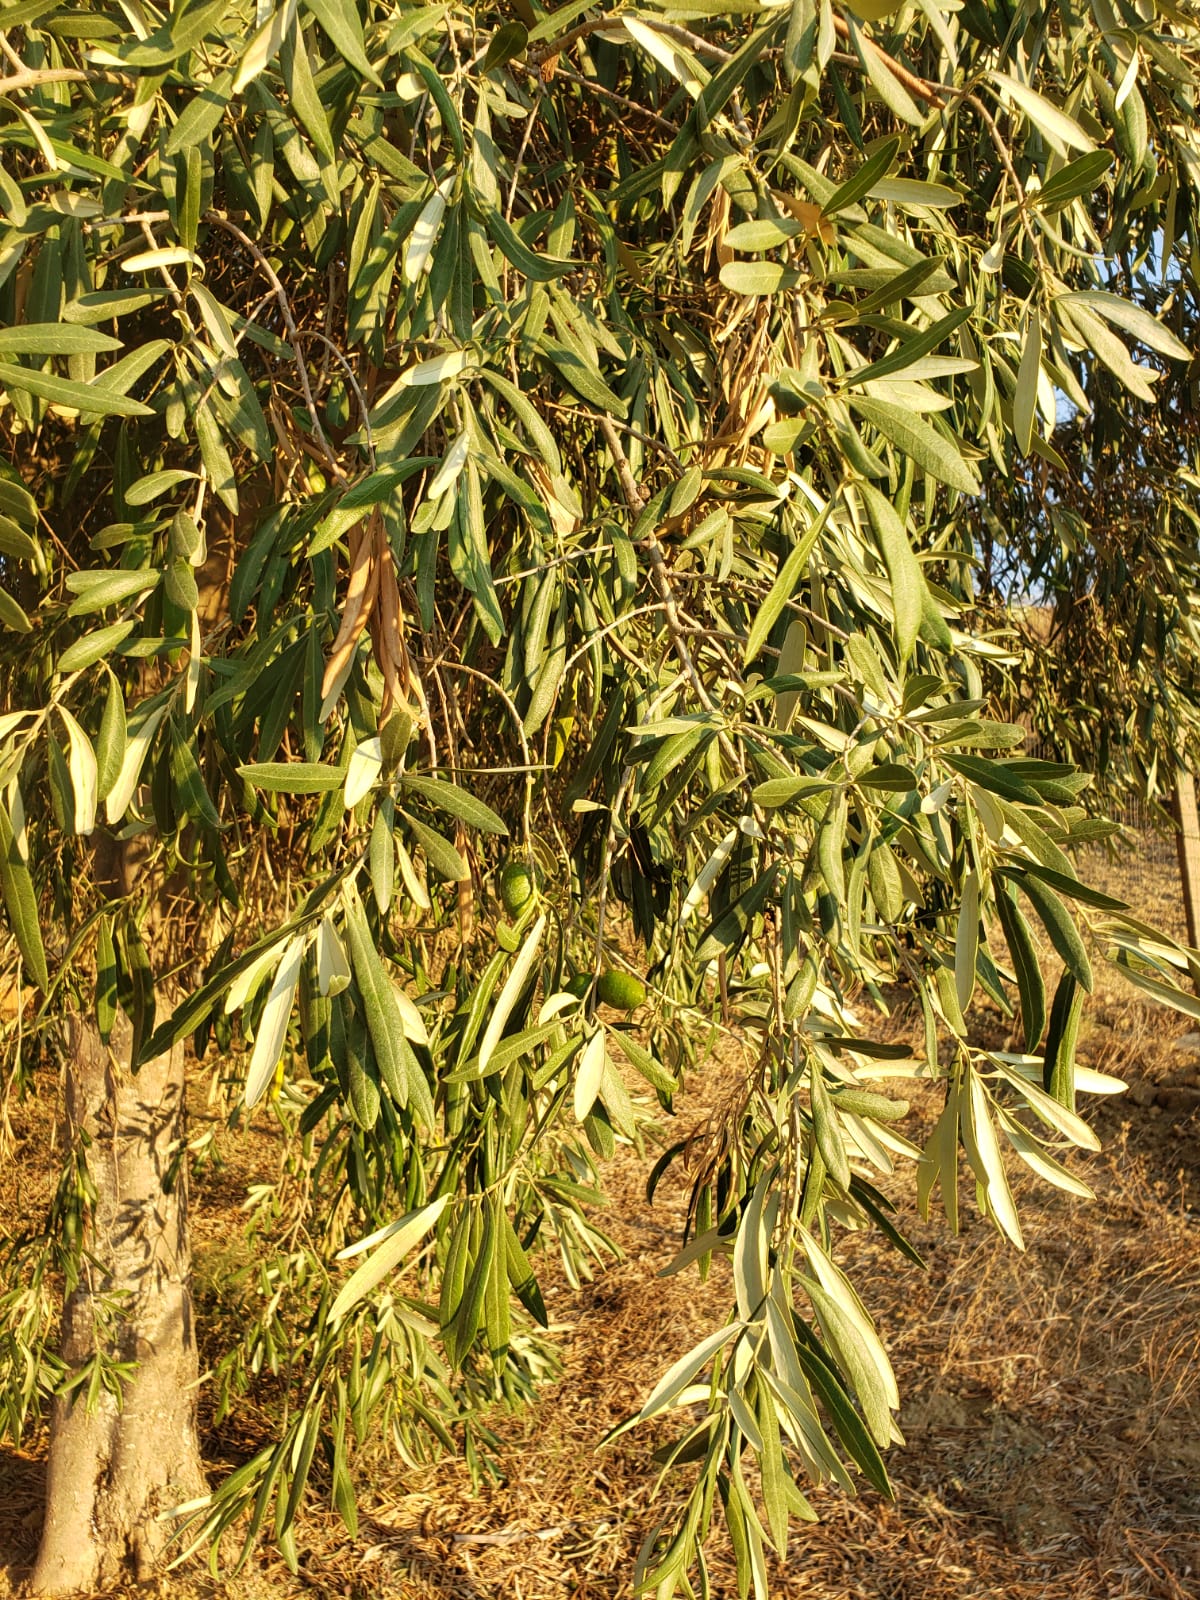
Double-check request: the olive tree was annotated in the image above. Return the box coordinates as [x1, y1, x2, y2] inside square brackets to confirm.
[1, 0, 1199, 1592]
[954, 261, 1200, 809]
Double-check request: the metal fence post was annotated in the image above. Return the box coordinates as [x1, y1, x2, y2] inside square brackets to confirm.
[1172, 772, 1200, 950]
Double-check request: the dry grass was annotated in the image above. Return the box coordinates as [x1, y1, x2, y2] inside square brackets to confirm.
[3, 855, 1200, 1600]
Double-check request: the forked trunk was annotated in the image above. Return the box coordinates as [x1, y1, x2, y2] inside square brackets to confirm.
[30, 1014, 205, 1594]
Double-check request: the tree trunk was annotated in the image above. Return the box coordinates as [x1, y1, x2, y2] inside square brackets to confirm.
[30, 1014, 205, 1594]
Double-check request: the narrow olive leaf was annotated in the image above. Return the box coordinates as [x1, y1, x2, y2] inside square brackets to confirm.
[0, 587, 30, 632]
[859, 482, 924, 664]
[400, 774, 508, 835]
[810, 1059, 850, 1189]
[0, 483, 35, 531]
[1015, 872, 1093, 991]
[244, 933, 306, 1108]
[302, 0, 382, 83]
[226, 941, 285, 1014]
[122, 246, 200, 273]
[574, 1024, 606, 1121]
[719, 261, 799, 296]
[238, 761, 344, 793]
[637, 1324, 741, 1422]
[744, 501, 830, 664]
[484, 205, 573, 282]
[446, 1208, 495, 1365]
[0, 800, 48, 990]
[869, 178, 961, 209]
[57, 707, 98, 835]
[1057, 299, 1158, 402]
[963, 1068, 1024, 1250]
[395, 837, 431, 911]
[316, 914, 351, 997]
[65, 569, 160, 615]
[724, 217, 803, 251]
[849, 397, 981, 494]
[1055, 290, 1191, 362]
[942, 753, 1041, 803]
[171, 733, 221, 830]
[0, 324, 121, 355]
[394, 349, 468, 389]
[857, 29, 924, 124]
[858, 763, 916, 791]
[680, 826, 739, 923]
[954, 868, 980, 1015]
[98, 688, 158, 817]
[344, 736, 382, 808]
[1014, 308, 1041, 457]
[992, 72, 1096, 155]
[96, 914, 117, 1043]
[342, 889, 407, 1107]
[281, 10, 336, 165]
[817, 795, 846, 902]
[847, 307, 972, 385]
[752, 775, 831, 809]
[403, 182, 450, 283]
[0, 515, 33, 561]
[328, 1197, 449, 1323]
[1032, 151, 1113, 210]
[125, 469, 199, 506]
[1001, 857, 1126, 911]
[994, 885, 1046, 1050]
[404, 813, 469, 881]
[63, 291, 163, 326]
[368, 807, 394, 914]
[1112, 958, 1200, 1021]
[478, 912, 546, 1076]
[755, 1382, 790, 1555]
[822, 136, 900, 216]
[233, 0, 298, 92]
[1042, 970, 1082, 1109]
[411, 54, 464, 161]
[1000, 1116, 1094, 1199]
[58, 621, 136, 672]
[803, 1280, 893, 1444]
[482, 19, 527, 70]
[625, 16, 706, 96]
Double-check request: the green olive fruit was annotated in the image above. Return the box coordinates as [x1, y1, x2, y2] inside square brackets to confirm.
[597, 970, 646, 1011]
[499, 861, 536, 916]
[564, 972, 592, 1000]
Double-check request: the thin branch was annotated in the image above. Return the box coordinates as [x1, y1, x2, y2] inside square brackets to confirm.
[425, 658, 536, 845]
[550, 67, 675, 134]
[202, 211, 345, 484]
[598, 416, 733, 739]
[546, 401, 688, 471]
[0, 67, 125, 93]
[831, 15, 948, 109]
[290, 328, 375, 470]
[504, 88, 542, 226]
[966, 91, 1052, 275]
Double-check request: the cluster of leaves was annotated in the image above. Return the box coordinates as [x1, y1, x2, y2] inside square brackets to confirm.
[2, 0, 1200, 1592]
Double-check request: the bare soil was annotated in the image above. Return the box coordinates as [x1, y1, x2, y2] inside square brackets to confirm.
[3, 862, 1199, 1600]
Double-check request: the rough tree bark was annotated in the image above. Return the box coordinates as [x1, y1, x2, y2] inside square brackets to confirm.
[30, 1011, 205, 1594]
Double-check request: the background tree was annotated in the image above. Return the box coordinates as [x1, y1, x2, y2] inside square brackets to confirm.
[971, 270, 1200, 808]
[1, 0, 1199, 1593]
